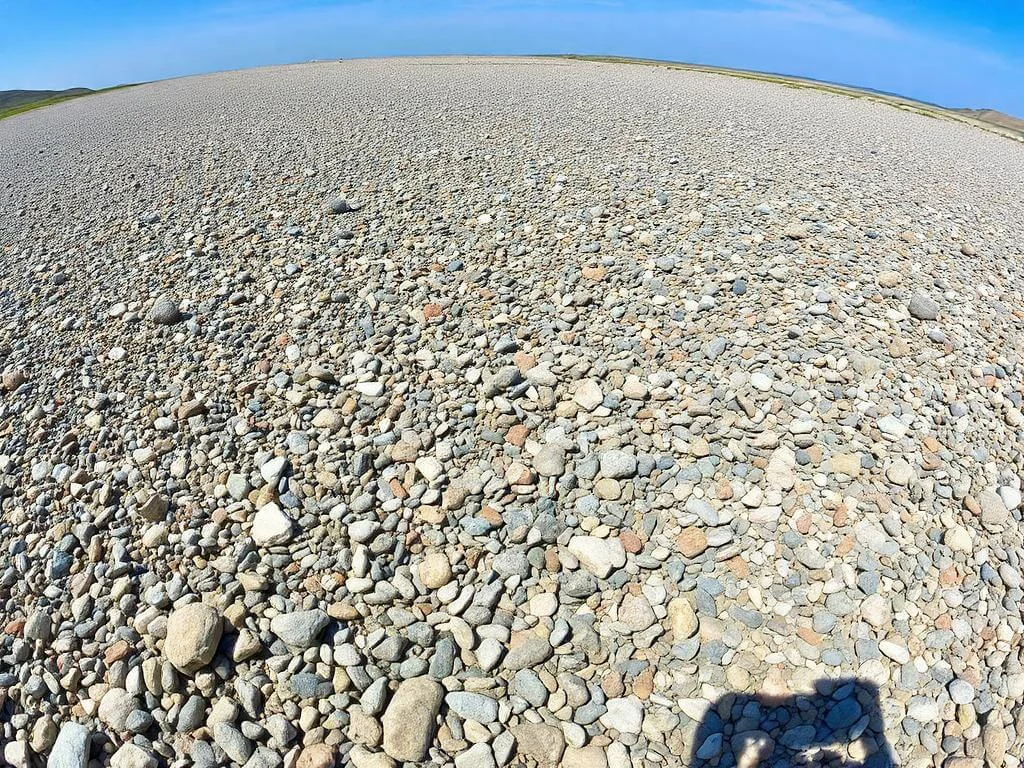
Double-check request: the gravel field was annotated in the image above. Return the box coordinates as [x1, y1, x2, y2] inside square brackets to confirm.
[2, 56, 1024, 768]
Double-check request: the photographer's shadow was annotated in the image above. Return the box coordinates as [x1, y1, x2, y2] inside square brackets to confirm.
[690, 678, 898, 767]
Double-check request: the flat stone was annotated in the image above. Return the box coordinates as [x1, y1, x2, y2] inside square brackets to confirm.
[512, 723, 565, 766]
[567, 536, 626, 579]
[47, 723, 90, 768]
[382, 677, 444, 762]
[445, 692, 499, 723]
[270, 609, 329, 649]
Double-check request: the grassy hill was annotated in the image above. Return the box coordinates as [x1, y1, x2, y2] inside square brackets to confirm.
[0, 85, 139, 121]
[0, 88, 93, 111]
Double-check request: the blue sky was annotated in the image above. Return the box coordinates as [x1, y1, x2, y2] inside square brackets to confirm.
[2, 1, 1023, 115]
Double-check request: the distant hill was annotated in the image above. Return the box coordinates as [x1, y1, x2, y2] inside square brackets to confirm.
[0, 85, 144, 121]
[550, 56, 1024, 144]
[0, 88, 93, 111]
[953, 108, 1024, 138]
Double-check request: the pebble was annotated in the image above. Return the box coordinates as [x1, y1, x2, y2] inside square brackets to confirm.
[2, 57, 1021, 768]
[445, 692, 499, 724]
[149, 295, 182, 325]
[381, 678, 443, 762]
[164, 602, 223, 673]
[251, 502, 293, 546]
[270, 610, 329, 649]
[908, 292, 940, 320]
[567, 536, 626, 579]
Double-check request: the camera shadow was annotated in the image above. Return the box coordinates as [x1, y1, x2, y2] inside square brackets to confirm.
[689, 677, 898, 767]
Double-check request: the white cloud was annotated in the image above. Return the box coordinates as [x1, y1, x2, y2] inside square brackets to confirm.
[743, 0, 900, 37]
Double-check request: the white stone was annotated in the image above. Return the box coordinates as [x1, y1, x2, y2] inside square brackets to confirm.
[765, 447, 796, 491]
[164, 602, 223, 673]
[879, 640, 910, 664]
[876, 415, 908, 439]
[47, 723, 90, 768]
[599, 696, 643, 734]
[252, 503, 293, 546]
[667, 597, 699, 638]
[98, 688, 136, 731]
[573, 379, 604, 411]
[529, 592, 558, 617]
[567, 536, 626, 579]
[110, 744, 157, 768]
[260, 455, 287, 485]
[998, 485, 1022, 510]
[600, 450, 637, 479]
[885, 458, 914, 485]
[356, 381, 385, 397]
[419, 552, 453, 589]
[945, 526, 973, 553]
[415, 456, 444, 482]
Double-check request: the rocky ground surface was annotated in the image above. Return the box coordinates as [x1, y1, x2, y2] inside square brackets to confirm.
[1, 57, 1023, 768]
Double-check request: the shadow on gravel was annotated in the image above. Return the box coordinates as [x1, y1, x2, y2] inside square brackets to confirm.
[690, 678, 898, 767]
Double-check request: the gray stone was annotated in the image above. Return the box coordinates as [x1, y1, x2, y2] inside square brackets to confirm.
[908, 292, 939, 320]
[213, 723, 254, 764]
[270, 609, 329, 648]
[600, 450, 637, 479]
[445, 691, 499, 723]
[503, 634, 553, 671]
[47, 723, 90, 768]
[150, 295, 182, 325]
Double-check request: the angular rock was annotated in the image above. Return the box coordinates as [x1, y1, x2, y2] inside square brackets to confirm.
[567, 536, 626, 579]
[270, 609, 330, 649]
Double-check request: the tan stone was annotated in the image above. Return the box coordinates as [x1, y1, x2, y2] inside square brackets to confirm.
[666, 597, 699, 639]
[297, 744, 335, 768]
[164, 603, 222, 673]
[676, 527, 707, 558]
[419, 552, 453, 589]
[830, 453, 861, 477]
